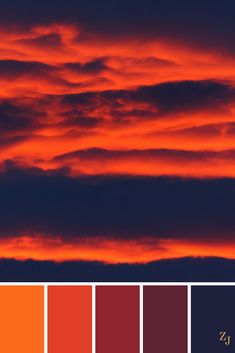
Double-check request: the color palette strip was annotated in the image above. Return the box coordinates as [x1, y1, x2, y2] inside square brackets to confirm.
[1, 284, 235, 352]
[0, 285, 188, 353]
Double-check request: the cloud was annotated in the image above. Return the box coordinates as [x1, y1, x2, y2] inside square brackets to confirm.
[0, 0, 235, 55]
[19, 32, 64, 49]
[50, 147, 235, 178]
[131, 80, 235, 115]
[0, 168, 234, 241]
[0, 257, 234, 281]
[1, 79, 230, 140]
[0, 59, 107, 82]
[0, 100, 44, 132]
[0, 79, 235, 177]
[60, 80, 235, 122]
[0, 2, 235, 270]
[64, 59, 108, 74]
[0, 60, 53, 78]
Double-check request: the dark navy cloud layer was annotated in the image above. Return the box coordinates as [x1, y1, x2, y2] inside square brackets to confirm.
[0, 257, 234, 282]
[0, 167, 234, 240]
[1, 0, 234, 52]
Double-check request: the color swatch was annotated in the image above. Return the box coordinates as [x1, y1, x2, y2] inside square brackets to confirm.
[192, 286, 235, 353]
[144, 286, 187, 353]
[96, 286, 139, 353]
[0, 286, 44, 353]
[48, 286, 92, 353]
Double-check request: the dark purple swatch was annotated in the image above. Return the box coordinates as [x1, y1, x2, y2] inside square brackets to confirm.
[144, 286, 187, 353]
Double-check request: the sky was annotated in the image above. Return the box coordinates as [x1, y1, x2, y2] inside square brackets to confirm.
[0, 0, 235, 275]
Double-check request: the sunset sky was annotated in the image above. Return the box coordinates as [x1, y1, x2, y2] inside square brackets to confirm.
[0, 0, 235, 270]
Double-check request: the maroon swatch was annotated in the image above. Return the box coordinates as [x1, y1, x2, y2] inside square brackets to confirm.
[96, 286, 139, 353]
[144, 286, 187, 353]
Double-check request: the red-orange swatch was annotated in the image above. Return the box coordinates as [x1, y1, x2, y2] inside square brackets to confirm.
[0, 286, 44, 353]
[48, 286, 92, 353]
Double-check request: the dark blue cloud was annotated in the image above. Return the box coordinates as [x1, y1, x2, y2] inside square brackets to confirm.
[0, 167, 234, 240]
[1, 0, 235, 52]
[0, 257, 234, 281]
[131, 80, 234, 115]
[60, 80, 235, 123]
[0, 101, 43, 132]
[0, 60, 53, 78]
[53, 147, 235, 163]
[64, 59, 108, 74]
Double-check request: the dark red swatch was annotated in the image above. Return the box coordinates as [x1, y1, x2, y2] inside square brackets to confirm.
[96, 286, 139, 353]
[144, 286, 187, 353]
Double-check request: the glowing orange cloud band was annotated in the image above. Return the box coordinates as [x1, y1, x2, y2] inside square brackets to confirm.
[0, 236, 234, 264]
[0, 24, 234, 96]
[0, 23, 234, 179]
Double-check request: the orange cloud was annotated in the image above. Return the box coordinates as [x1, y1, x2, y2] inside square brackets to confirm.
[0, 235, 234, 264]
[0, 23, 234, 97]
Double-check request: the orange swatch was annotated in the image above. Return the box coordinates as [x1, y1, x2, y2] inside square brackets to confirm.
[0, 286, 44, 353]
[48, 286, 92, 353]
